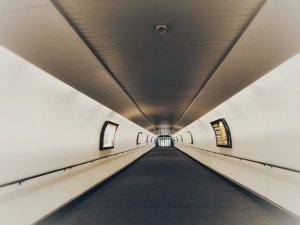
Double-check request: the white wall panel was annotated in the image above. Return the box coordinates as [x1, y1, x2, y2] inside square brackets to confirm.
[0, 46, 155, 224]
[175, 53, 300, 217]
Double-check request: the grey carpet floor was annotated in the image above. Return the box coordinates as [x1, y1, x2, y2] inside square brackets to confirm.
[38, 147, 300, 225]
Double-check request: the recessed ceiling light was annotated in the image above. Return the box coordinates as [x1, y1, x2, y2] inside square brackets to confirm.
[156, 24, 168, 34]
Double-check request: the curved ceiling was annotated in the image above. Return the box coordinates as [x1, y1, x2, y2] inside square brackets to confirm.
[51, 0, 265, 132]
[2, 0, 300, 134]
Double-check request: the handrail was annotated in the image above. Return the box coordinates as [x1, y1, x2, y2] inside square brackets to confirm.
[0, 146, 150, 188]
[176, 144, 300, 174]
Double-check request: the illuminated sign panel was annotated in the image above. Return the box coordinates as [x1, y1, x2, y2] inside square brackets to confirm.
[136, 132, 143, 145]
[210, 118, 232, 148]
[187, 131, 193, 144]
[100, 121, 119, 150]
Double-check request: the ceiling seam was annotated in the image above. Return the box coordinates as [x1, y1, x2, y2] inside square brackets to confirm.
[50, 0, 158, 133]
[170, 0, 268, 133]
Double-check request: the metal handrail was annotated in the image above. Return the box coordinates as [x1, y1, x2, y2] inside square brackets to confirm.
[0, 146, 150, 188]
[176, 144, 300, 173]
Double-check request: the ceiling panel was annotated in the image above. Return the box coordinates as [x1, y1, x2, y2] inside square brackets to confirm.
[5, 1, 293, 134]
[174, 0, 300, 131]
[52, 0, 265, 130]
[0, 0, 156, 132]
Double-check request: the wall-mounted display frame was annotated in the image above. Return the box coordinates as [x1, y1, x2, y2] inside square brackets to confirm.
[99, 121, 119, 150]
[187, 131, 193, 144]
[136, 132, 143, 145]
[210, 118, 232, 148]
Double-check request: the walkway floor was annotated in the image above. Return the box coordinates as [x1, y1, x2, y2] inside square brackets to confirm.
[38, 147, 300, 225]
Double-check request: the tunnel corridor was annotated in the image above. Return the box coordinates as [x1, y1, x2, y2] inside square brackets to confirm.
[38, 147, 298, 225]
[1, 1, 300, 224]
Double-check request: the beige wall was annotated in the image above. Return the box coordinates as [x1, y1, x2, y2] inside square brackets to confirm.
[175, 53, 300, 217]
[0, 46, 155, 225]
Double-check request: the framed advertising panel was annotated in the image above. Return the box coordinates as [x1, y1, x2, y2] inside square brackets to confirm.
[136, 132, 143, 145]
[210, 118, 232, 148]
[99, 121, 119, 150]
[187, 131, 193, 144]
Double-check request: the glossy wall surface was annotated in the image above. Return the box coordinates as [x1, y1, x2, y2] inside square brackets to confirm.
[0, 46, 155, 225]
[175, 53, 300, 217]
